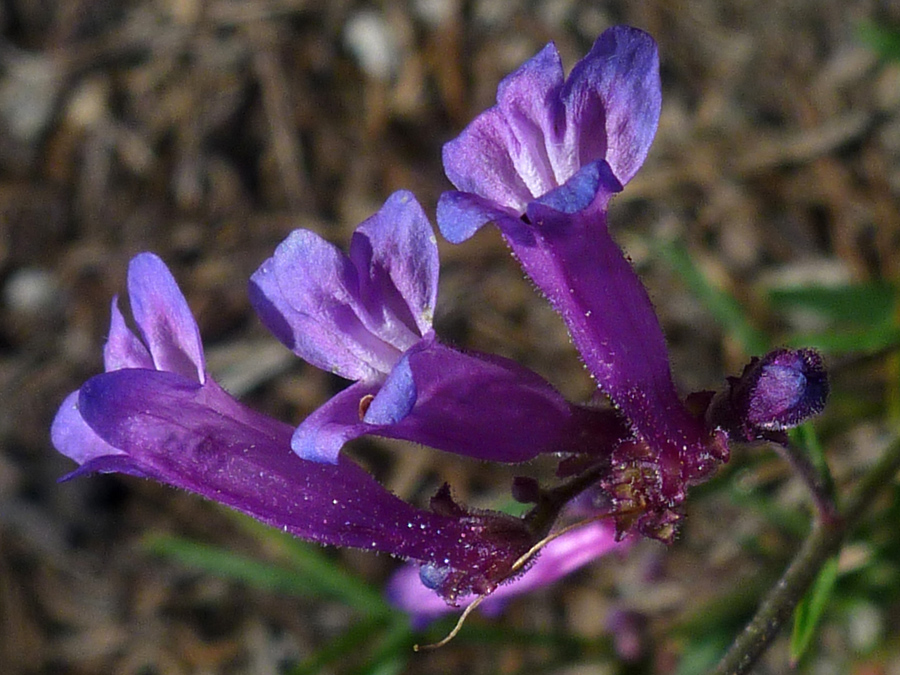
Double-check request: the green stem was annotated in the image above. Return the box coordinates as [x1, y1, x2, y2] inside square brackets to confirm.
[709, 435, 900, 675]
[774, 440, 840, 526]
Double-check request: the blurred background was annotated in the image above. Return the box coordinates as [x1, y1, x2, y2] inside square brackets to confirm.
[2, 0, 900, 673]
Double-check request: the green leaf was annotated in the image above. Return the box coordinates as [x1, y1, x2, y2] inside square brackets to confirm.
[288, 617, 391, 675]
[656, 239, 770, 355]
[227, 512, 395, 618]
[349, 619, 415, 675]
[790, 424, 836, 503]
[790, 555, 840, 665]
[857, 21, 900, 61]
[676, 632, 733, 675]
[768, 284, 897, 327]
[145, 524, 394, 619]
[728, 484, 810, 537]
[783, 326, 900, 355]
[144, 533, 334, 598]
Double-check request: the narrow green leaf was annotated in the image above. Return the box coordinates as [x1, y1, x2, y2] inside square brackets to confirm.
[229, 512, 395, 618]
[790, 555, 840, 665]
[783, 327, 900, 355]
[144, 533, 334, 598]
[791, 424, 836, 503]
[349, 619, 415, 675]
[857, 21, 900, 61]
[768, 284, 896, 326]
[656, 239, 769, 355]
[676, 632, 733, 675]
[288, 617, 389, 675]
[728, 484, 810, 537]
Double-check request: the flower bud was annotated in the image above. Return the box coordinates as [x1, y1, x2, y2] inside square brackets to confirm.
[707, 348, 828, 443]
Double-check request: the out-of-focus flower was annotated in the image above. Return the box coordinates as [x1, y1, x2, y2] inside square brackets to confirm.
[388, 519, 627, 626]
[249, 189, 625, 466]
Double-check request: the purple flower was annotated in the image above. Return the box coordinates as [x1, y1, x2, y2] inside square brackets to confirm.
[50, 253, 547, 602]
[437, 25, 660, 243]
[249, 189, 625, 465]
[436, 26, 728, 539]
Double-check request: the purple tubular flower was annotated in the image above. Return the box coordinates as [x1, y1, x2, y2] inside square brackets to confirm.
[436, 27, 728, 539]
[387, 520, 626, 626]
[51, 253, 547, 601]
[250, 190, 626, 465]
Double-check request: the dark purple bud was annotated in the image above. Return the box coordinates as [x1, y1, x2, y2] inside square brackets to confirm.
[707, 348, 828, 443]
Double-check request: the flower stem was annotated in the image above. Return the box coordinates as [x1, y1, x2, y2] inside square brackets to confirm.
[710, 434, 900, 675]
[774, 440, 840, 526]
[524, 461, 612, 537]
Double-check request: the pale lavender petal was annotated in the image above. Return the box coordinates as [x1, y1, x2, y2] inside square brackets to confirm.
[562, 26, 661, 185]
[249, 238, 383, 382]
[128, 253, 205, 383]
[387, 521, 626, 623]
[442, 28, 660, 217]
[494, 42, 566, 198]
[251, 229, 398, 381]
[103, 297, 153, 372]
[250, 193, 437, 383]
[443, 107, 535, 213]
[51, 390, 124, 466]
[350, 190, 438, 337]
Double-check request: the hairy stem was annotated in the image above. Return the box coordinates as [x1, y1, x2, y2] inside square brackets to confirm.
[774, 440, 840, 526]
[524, 460, 612, 537]
[710, 435, 900, 675]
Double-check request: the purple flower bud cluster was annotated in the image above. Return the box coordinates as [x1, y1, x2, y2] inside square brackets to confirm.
[51, 26, 828, 621]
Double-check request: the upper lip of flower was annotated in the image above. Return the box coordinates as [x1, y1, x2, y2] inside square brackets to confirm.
[441, 25, 661, 220]
[249, 190, 438, 383]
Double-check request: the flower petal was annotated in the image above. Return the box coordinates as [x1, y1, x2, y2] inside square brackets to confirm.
[443, 106, 536, 213]
[350, 190, 438, 338]
[533, 159, 622, 216]
[291, 381, 379, 464]
[561, 26, 661, 185]
[250, 193, 436, 382]
[369, 335, 626, 462]
[103, 298, 154, 371]
[127, 253, 205, 383]
[250, 230, 396, 381]
[436, 190, 525, 244]
[493, 42, 567, 198]
[292, 334, 627, 465]
[51, 390, 123, 466]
